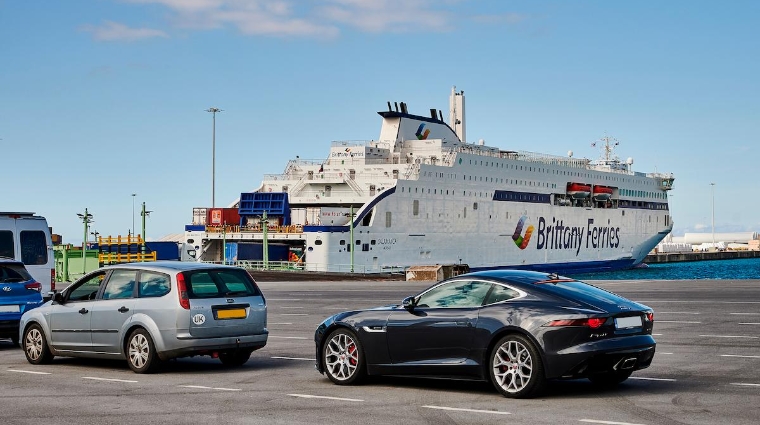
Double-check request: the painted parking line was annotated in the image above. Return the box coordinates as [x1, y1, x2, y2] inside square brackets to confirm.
[82, 377, 138, 383]
[7, 369, 51, 375]
[731, 383, 760, 388]
[271, 356, 316, 361]
[288, 394, 363, 402]
[180, 385, 241, 391]
[580, 420, 646, 425]
[658, 352, 674, 355]
[658, 312, 701, 315]
[422, 406, 510, 415]
[721, 354, 760, 359]
[730, 313, 760, 315]
[656, 321, 701, 324]
[652, 333, 663, 336]
[629, 377, 676, 382]
[269, 336, 309, 340]
[280, 306, 304, 309]
[281, 313, 309, 316]
[699, 335, 759, 339]
[269, 322, 293, 325]
[738, 323, 760, 325]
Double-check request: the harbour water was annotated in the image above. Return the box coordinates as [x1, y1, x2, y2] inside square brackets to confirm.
[569, 257, 760, 280]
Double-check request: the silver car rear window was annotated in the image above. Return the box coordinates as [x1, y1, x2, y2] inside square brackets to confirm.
[184, 269, 260, 299]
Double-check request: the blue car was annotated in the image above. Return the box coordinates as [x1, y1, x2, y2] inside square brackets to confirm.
[0, 257, 44, 346]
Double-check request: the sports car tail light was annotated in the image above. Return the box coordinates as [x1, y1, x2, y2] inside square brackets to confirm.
[547, 318, 607, 328]
[25, 281, 42, 292]
[645, 312, 654, 322]
[176, 272, 190, 310]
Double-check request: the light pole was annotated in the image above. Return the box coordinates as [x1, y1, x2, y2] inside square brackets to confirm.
[710, 182, 715, 247]
[206, 107, 223, 208]
[141, 202, 152, 260]
[131, 193, 136, 238]
[77, 209, 93, 274]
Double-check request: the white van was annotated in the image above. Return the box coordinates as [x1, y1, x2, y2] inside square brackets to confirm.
[0, 212, 55, 294]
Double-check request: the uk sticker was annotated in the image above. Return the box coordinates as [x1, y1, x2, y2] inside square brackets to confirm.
[192, 314, 206, 325]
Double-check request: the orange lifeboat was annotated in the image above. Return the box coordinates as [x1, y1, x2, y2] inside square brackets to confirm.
[592, 185, 614, 200]
[566, 182, 591, 199]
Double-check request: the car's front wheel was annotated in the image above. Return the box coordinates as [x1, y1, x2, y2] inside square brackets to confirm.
[126, 328, 160, 373]
[219, 349, 253, 367]
[23, 324, 54, 364]
[489, 334, 546, 398]
[322, 328, 366, 385]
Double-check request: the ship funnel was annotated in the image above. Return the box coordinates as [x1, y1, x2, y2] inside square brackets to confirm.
[400, 102, 408, 114]
[387, 101, 392, 112]
[449, 86, 466, 142]
[394, 102, 399, 112]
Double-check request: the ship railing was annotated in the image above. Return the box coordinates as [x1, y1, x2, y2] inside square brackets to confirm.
[202, 260, 407, 275]
[206, 224, 305, 234]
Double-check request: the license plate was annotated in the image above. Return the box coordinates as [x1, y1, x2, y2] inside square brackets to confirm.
[615, 316, 642, 329]
[0, 305, 20, 313]
[216, 308, 246, 320]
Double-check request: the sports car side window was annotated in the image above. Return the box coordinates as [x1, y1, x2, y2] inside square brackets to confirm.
[67, 272, 107, 301]
[416, 280, 492, 308]
[484, 284, 521, 305]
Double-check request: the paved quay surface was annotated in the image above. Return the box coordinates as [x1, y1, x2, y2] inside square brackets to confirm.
[1, 279, 759, 425]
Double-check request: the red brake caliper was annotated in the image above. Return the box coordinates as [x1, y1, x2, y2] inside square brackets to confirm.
[348, 343, 357, 365]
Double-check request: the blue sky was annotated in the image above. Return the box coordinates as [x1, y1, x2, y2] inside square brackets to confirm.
[2, 0, 759, 245]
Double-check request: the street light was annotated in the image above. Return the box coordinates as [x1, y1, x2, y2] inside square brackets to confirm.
[131, 193, 136, 238]
[206, 107, 223, 208]
[77, 208, 93, 274]
[710, 182, 715, 247]
[141, 202, 152, 259]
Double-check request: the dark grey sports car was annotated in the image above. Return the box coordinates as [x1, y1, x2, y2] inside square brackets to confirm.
[314, 270, 656, 398]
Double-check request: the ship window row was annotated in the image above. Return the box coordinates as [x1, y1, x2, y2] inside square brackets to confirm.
[463, 158, 658, 186]
[493, 190, 550, 204]
[619, 200, 669, 210]
[620, 188, 666, 199]
[401, 186, 493, 198]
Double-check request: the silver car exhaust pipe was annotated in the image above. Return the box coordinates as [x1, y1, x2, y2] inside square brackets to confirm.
[614, 357, 637, 370]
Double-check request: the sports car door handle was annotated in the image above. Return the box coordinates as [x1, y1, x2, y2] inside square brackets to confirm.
[456, 321, 473, 327]
[78, 308, 89, 314]
[118, 306, 130, 313]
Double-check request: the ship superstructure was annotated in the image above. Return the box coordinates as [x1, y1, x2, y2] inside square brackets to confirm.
[186, 87, 675, 273]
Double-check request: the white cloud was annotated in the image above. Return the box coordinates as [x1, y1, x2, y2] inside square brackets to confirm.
[80, 21, 168, 41]
[114, 0, 504, 38]
[317, 0, 450, 33]
[693, 223, 708, 231]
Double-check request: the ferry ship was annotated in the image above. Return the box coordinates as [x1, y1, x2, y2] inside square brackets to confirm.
[185, 87, 675, 274]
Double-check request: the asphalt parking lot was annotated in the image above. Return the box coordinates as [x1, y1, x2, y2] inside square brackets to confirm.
[1, 278, 759, 425]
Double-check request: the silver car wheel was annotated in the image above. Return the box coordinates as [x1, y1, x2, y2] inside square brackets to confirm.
[128, 333, 150, 369]
[25, 328, 43, 361]
[493, 339, 533, 394]
[324, 332, 359, 381]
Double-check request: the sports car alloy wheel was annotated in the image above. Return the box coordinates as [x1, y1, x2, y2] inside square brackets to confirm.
[323, 329, 365, 385]
[23, 324, 53, 364]
[490, 334, 545, 398]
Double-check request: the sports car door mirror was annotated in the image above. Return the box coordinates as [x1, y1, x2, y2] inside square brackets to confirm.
[402, 296, 416, 310]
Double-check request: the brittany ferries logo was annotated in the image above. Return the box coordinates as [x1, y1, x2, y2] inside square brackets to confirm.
[415, 123, 430, 140]
[512, 216, 534, 250]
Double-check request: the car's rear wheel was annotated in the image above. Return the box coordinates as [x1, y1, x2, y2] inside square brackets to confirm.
[23, 324, 53, 364]
[489, 334, 546, 398]
[219, 349, 253, 367]
[322, 328, 366, 385]
[126, 328, 160, 374]
[588, 370, 633, 386]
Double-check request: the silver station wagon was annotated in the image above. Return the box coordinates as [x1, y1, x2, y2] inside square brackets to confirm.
[19, 262, 268, 373]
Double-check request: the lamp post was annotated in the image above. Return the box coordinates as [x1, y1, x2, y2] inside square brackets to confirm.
[141, 202, 152, 260]
[77, 209, 93, 275]
[131, 193, 136, 238]
[206, 107, 223, 208]
[710, 182, 715, 247]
